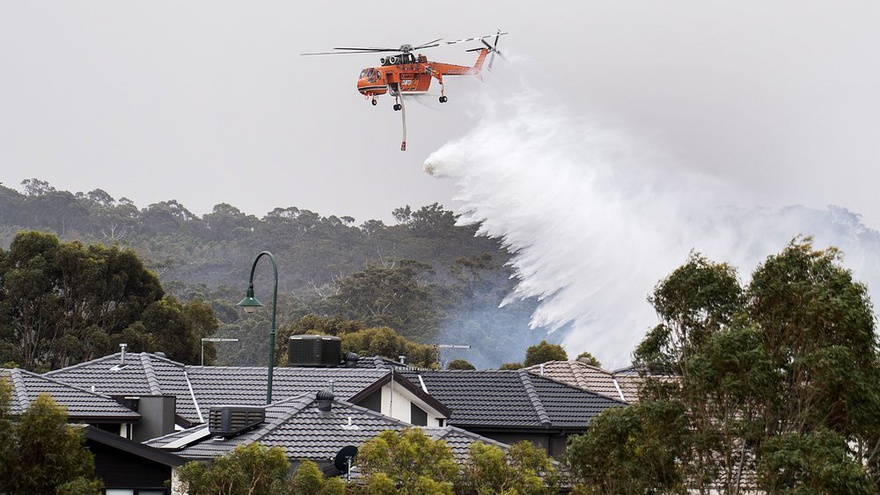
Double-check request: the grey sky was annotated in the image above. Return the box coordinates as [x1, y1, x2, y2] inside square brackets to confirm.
[2, 1, 879, 226]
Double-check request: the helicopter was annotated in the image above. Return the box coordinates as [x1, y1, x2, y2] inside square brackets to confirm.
[303, 31, 507, 151]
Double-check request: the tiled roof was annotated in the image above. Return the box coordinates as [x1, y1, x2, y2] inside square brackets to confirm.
[147, 393, 506, 465]
[45, 353, 392, 424]
[525, 361, 643, 403]
[45, 352, 198, 421]
[1, 368, 140, 421]
[184, 367, 391, 421]
[399, 369, 624, 429]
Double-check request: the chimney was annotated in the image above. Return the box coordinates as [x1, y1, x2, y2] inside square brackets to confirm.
[119, 343, 127, 364]
[328, 379, 335, 394]
[398, 355, 407, 365]
[316, 390, 334, 412]
[539, 363, 545, 375]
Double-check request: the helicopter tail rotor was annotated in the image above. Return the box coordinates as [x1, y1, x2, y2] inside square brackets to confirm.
[484, 30, 505, 69]
[462, 29, 507, 70]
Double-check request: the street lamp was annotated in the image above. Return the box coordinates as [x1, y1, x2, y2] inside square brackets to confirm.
[237, 251, 278, 404]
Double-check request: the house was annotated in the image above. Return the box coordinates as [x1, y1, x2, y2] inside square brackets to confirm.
[146, 390, 513, 494]
[1, 368, 185, 494]
[46, 351, 450, 428]
[524, 360, 644, 403]
[1, 367, 141, 433]
[398, 368, 625, 458]
[43, 348, 625, 469]
[84, 426, 187, 495]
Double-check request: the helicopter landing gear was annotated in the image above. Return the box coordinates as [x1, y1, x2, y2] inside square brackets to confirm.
[439, 96, 448, 103]
[371, 98, 377, 106]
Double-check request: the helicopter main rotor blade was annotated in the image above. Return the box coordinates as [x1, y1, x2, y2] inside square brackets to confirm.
[302, 39, 444, 57]
[412, 38, 443, 50]
[332, 46, 400, 52]
[301, 47, 402, 56]
[445, 31, 508, 46]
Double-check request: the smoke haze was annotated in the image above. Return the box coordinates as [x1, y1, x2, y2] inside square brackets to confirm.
[425, 94, 880, 368]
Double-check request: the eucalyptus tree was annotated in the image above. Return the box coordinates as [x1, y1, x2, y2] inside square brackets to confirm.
[574, 238, 880, 493]
[0, 231, 217, 369]
[177, 443, 288, 495]
[357, 428, 458, 495]
[0, 385, 102, 494]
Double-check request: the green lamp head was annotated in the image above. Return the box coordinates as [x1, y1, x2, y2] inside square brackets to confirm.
[237, 285, 263, 314]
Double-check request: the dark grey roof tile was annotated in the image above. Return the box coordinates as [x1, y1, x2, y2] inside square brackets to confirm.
[1, 368, 140, 421]
[399, 369, 623, 429]
[147, 394, 505, 465]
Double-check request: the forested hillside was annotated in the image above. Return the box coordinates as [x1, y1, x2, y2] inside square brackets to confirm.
[0, 180, 547, 369]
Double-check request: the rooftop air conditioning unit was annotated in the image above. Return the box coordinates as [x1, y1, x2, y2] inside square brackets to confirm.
[288, 335, 342, 367]
[208, 406, 265, 438]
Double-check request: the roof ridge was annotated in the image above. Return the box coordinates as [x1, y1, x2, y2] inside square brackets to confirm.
[140, 353, 163, 395]
[8, 369, 30, 411]
[44, 352, 121, 376]
[571, 362, 599, 391]
[517, 370, 551, 426]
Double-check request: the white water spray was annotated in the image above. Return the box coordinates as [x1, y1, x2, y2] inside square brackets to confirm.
[425, 93, 880, 368]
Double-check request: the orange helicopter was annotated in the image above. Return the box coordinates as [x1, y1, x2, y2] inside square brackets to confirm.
[303, 31, 507, 151]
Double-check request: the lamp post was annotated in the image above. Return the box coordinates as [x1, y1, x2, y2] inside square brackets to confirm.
[237, 251, 278, 404]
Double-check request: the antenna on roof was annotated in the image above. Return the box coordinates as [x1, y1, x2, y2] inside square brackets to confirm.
[334, 445, 358, 481]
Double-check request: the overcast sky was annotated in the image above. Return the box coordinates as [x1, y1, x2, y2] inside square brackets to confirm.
[4, 2, 880, 365]
[2, 1, 879, 226]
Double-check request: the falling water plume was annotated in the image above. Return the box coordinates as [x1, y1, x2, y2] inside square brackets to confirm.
[425, 93, 880, 368]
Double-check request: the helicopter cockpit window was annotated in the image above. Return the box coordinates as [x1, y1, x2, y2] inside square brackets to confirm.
[360, 69, 369, 78]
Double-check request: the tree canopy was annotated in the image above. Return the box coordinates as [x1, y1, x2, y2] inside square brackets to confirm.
[0, 181, 545, 369]
[523, 340, 567, 367]
[0, 382, 102, 494]
[570, 238, 880, 493]
[358, 428, 459, 494]
[0, 231, 219, 370]
[177, 443, 289, 495]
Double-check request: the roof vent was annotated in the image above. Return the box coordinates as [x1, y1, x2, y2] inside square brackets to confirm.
[208, 406, 265, 438]
[344, 352, 360, 367]
[316, 390, 335, 412]
[288, 335, 342, 367]
[119, 343, 127, 364]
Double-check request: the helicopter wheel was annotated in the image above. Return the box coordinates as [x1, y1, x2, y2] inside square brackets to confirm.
[371, 99, 377, 106]
[393, 103, 401, 111]
[439, 96, 448, 103]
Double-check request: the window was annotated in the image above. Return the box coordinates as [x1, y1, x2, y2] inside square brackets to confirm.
[410, 404, 428, 426]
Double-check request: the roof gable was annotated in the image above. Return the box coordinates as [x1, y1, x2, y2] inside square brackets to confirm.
[348, 370, 452, 418]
